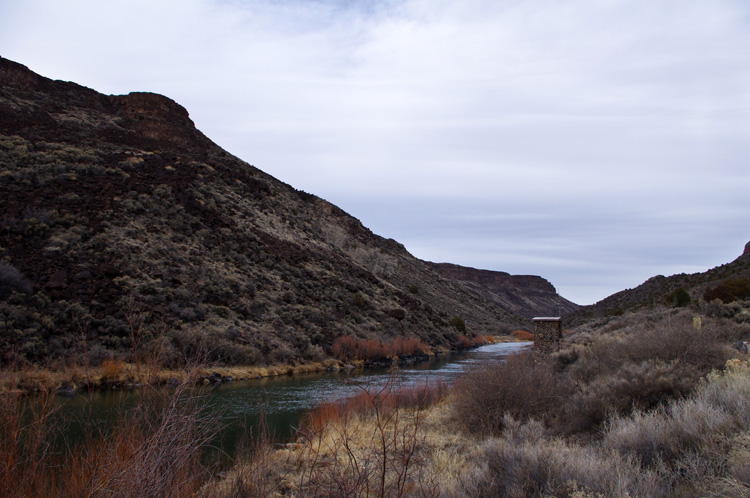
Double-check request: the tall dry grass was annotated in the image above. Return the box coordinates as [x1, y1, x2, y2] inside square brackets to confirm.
[462, 419, 660, 498]
[301, 377, 449, 432]
[212, 375, 450, 498]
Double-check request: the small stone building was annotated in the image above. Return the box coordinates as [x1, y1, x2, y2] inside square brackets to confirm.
[532, 317, 562, 355]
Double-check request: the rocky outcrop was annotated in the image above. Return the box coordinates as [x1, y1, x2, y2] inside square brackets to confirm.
[0, 57, 211, 150]
[428, 262, 579, 319]
[428, 263, 556, 292]
[108, 92, 210, 147]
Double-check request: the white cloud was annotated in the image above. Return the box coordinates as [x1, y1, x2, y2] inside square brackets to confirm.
[1, 0, 749, 304]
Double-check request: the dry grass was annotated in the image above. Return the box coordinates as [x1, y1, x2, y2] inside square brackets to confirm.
[464, 423, 660, 498]
[0, 359, 347, 394]
[301, 377, 449, 432]
[210, 377, 456, 498]
[4, 308, 746, 498]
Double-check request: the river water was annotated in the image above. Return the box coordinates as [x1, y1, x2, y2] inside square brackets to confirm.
[54, 341, 531, 462]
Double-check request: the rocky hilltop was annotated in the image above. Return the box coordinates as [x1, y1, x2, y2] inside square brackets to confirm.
[0, 57, 556, 367]
[427, 262, 579, 319]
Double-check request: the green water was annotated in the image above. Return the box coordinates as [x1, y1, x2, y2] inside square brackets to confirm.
[52, 342, 530, 464]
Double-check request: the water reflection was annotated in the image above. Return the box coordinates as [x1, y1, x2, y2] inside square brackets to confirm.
[55, 341, 531, 460]
[210, 341, 530, 418]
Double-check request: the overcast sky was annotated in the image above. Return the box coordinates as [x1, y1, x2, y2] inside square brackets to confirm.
[2, 0, 749, 305]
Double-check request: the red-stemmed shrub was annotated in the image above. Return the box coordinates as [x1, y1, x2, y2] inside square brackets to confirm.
[331, 335, 430, 361]
[457, 334, 487, 349]
[511, 330, 535, 341]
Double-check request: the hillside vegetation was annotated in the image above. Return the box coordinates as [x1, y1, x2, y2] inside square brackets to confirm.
[0, 57, 537, 373]
[569, 242, 750, 325]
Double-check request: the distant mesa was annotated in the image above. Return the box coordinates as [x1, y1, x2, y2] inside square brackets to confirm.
[427, 262, 580, 319]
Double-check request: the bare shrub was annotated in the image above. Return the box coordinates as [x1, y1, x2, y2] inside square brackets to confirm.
[562, 359, 698, 434]
[702, 314, 750, 343]
[0, 391, 61, 496]
[450, 353, 574, 436]
[331, 335, 430, 362]
[698, 359, 750, 428]
[456, 334, 486, 348]
[568, 311, 729, 383]
[604, 399, 732, 471]
[292, 376, 432, 498]
[555, 311, 732, 434]
[603, 359, 750, 495]
[620, 312, 729, 373]
[69, 380, 219, 498]
[705, 298, 737, 318]
[467, 428, 662, 498]
[511, 329, 535, 341]
[0, 372, 220, 498]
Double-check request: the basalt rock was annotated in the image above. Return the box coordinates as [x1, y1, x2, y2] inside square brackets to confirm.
[428, 262, 579, 319]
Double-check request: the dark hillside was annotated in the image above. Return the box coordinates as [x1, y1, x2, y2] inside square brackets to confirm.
[0, 57, 527, 367]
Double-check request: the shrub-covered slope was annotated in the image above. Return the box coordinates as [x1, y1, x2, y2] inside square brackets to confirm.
[0, 58, 529, 367]
[569, 241, 750, 325]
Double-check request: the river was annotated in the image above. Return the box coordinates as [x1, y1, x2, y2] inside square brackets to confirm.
[53, 341, 531, 463]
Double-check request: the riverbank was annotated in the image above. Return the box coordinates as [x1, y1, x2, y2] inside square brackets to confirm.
[207, 357, 750, 498]
[0, 359, 342, 394]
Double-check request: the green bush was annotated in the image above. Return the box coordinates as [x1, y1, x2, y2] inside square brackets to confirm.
[667, 287, 691, 307]
[449, 316, 466, 333]
[704, 277, 750, 304]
